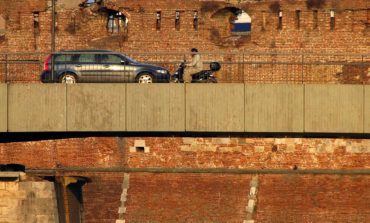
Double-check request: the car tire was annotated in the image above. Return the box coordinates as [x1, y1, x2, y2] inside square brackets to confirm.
[136, 73, 154, 84]
[60, 73, 77, 84]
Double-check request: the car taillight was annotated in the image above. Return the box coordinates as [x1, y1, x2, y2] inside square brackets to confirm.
[43, 54, 52, 71]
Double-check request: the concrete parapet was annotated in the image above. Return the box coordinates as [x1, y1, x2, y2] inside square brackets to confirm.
[67, 84, 126, 131]
[363, 86, 370, 133]
[126, 84, 185, 131]
[0, 84, 6, 132]
[8, 84, 67, 132]
[245, 84, 304, 132]
[304, 84, 363, 133]
[186, 84, 244, 132]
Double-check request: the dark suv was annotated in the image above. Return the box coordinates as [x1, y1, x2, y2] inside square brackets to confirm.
[41, 50, 170, 83]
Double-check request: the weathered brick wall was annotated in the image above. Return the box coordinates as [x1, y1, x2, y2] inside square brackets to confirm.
[1, 136, 369, 222]
[77, 172, 370, 223]
[0, 0, 368, 83]
[1, 137, 369, 170]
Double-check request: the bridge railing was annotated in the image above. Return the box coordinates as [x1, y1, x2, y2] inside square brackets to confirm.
[0, 51, 369, 84]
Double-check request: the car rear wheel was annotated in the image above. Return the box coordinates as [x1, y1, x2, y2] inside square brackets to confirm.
[136, 73, 154, 84]
[60, 73, 77, 84]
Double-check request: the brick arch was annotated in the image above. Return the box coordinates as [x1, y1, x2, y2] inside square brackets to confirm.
[209, 7, 252, 48]
[103, 2, 131, 20]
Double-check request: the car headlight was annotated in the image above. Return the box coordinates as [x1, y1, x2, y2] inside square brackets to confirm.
[156, 70, 168, 74]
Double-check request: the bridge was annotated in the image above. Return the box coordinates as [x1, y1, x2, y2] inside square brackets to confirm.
[1, 83, 369, 134]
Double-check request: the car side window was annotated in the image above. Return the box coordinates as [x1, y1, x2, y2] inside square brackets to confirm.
[54, 54, 73, 63]
[100, 54, 122, 64]
[77, 54, 96, 63]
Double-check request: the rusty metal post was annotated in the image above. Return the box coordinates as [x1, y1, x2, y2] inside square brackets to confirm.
[51, 0, 56, 81]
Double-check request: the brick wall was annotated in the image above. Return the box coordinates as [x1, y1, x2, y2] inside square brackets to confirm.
[0, 0, 368, 83]
[1, 136, 369, 222]
[1, 136, 369, 170]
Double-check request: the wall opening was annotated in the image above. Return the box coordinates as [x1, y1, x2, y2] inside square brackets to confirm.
[278, 10, 283, 30]
[0, 15, 5, 39]
[107, 10, 127, 34]
[295, 10, 301, 29]
[313, 10, 318, 30]
[193, 11, 199, 31]
[175, 11, 181, 31]
[156, 11, 161, 31]
[33, 12, 40, 35]
[231, 10, 251, 34]
[330, 9, 335, 31]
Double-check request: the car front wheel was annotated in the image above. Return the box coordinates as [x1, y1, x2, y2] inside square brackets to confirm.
[136, 73, 154, 84]
[60, 73, 77, 84]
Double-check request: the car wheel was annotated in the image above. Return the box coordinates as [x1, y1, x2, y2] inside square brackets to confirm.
[60, 73, 77, 84]
[136, 73, 154, 84]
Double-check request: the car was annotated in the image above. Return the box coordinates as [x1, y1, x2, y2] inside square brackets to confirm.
[40, 50, 170, 84]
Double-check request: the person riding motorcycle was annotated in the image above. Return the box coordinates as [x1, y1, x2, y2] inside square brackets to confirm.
[183, 48, 203, 83]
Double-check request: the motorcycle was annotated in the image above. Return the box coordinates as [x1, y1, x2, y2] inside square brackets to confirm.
[171, 61, 221, 83]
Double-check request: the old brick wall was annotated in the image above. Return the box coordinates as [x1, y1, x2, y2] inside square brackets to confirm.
[0, 0, 368, 83]
[1, 137, 369, 170]
[1, 136, 369, 222]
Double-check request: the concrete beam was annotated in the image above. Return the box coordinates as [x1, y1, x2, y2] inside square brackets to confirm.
[304, 84, 364, 133]
[8, 84, 67, 132]
[363, 86, 370, 133]
[126, 84, 185, 131]
[0, 84, 6, 132]
[67, 84, 126, 131]
[245, 84, 304, 132]
[186, 84, 244, 132]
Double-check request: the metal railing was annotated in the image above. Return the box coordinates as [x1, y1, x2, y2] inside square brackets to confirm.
[0, 51, 369, 84]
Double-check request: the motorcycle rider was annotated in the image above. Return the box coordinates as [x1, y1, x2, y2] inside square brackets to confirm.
[183, 48, 203, 83]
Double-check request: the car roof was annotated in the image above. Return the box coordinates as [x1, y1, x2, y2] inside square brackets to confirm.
[60, 49, 113, 52]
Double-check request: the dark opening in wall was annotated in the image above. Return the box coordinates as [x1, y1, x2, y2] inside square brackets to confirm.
[330, 9, 335, 31]
[193, 11, 199, 30]
[156, 11, 161, 31]
[0, 15, 5, 39]
[278, 11, 283, 30]
[67, 182, 85, 223]
[175, 11, 181, 30]
[296, 10, 301, 29]
[313, 10, 318, 29]
[261, 11, 266, 31]
[33, 12, 40, 35]
[107, 10, 127, 34]
[135, 146, 145, 152]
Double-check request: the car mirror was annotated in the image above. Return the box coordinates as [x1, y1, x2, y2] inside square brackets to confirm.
[121, 60, 127, 65]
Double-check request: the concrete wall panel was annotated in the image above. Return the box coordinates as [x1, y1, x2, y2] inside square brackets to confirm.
[0, 84, 7, 132]
[305, 84, 363, 133]
[245, 84, 304, 132]
[126, 84, 185, 131]
[67, 84, 126, 131]
[363, 86, 370, 133]
[8, 84, 66, 132]
[186, 84, 244, 132]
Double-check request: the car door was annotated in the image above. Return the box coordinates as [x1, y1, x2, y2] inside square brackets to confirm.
[74, 54, 103, 83]
[99, 54, 127, 82]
